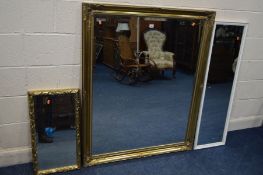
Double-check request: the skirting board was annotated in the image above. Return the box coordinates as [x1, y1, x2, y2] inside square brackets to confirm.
[0, 146, 31, 168]
[228, 115, 263, 131]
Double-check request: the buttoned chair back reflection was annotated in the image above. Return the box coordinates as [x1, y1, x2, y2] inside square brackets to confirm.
[143, 30, 176, 77]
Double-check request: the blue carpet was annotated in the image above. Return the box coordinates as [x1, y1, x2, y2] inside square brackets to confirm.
[1, 127, 262, 175]
[92, 64, 194, 154]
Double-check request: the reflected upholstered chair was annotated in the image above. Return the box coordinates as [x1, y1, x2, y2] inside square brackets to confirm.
[143, 30, 176, 77]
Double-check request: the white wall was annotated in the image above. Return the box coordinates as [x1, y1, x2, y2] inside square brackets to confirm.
[0, 0, 263, 167]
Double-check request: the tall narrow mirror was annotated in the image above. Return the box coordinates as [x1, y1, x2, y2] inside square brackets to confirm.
[195, 22, 247, 148]
[83, 3, 215, 166]
[28, 89, 81, 175]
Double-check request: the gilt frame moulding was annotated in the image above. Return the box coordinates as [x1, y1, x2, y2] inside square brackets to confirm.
[28, 88, 81, 175]
[82, 2, 216, 166]
[194, 21, 249, 150]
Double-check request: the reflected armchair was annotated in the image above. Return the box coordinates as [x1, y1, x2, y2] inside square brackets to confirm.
[143, 30, 176, 78]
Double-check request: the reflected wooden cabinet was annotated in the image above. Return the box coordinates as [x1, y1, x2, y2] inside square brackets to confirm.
[94, 18, 117, 68]
[164, 21, 200, 72]
[52, 95, 75, 129]
[208, 40, 235, 83]
[103, 37, 117, 68]
[208, 25, 243, 83]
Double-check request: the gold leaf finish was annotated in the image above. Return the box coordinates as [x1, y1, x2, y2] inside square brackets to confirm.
[82, 2, 216, 166]
[28, 88, 81, 175]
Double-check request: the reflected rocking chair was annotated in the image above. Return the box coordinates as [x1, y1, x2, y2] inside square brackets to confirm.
[115, 35, 152, 85]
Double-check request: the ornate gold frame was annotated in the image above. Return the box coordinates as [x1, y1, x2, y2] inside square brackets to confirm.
[82, 3, 215, 166]
[28, 88, 81, 175]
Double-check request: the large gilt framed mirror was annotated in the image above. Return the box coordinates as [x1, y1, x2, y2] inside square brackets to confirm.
[195, 21, 248, 149]
[28, 89, 81, 175]
[82, 3, 215, 166]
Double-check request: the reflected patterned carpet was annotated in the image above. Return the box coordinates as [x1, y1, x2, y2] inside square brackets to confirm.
[1, 127, 262, 175]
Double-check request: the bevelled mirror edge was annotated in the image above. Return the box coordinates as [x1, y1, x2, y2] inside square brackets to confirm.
[82, 2, 216, 166]
[28, 88, 81, 175]
[194, 21, 248, 150]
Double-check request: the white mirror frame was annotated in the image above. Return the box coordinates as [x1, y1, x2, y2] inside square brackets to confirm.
[194, 21, 248, 149]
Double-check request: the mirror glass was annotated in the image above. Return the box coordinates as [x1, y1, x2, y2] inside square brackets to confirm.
[92, 15, 204, 154]
[29, 90, 80, 173]
[197, 24, 244, 145]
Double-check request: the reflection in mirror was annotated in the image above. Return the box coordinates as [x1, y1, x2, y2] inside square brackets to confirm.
[92, 15, 204, 154]
[197, 24, 245, 145]
[28, 89, 80, 174]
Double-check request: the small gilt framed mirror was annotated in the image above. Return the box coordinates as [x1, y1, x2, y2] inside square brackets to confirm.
[28, 89, 81, 175]
[82, 3, 216, 166]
